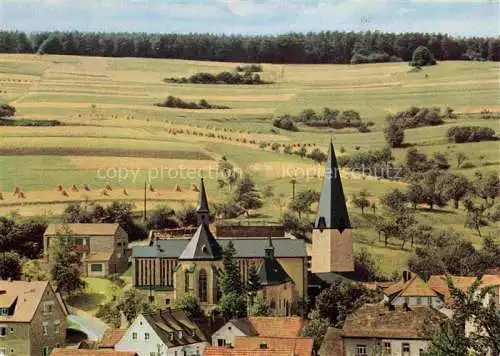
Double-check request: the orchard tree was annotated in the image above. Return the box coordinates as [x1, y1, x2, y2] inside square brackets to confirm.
[384, 120, 405, 147]
[351, 190, 370, 215]
[381, 188, 407, 212]
[234, 176, 263, 216]
[288, 189, 319, 217]
[437, 173, 472, 209]
[218, 157, 239, 192]
[49, 229, 86, 298]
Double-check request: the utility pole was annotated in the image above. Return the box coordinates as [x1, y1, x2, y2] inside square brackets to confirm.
[143, 179, 147, 221]
[290, 179, 297, 199]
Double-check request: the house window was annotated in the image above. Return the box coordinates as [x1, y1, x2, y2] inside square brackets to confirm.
[355, 344, 367, 356]
[9, 328, 13, 334]
[185, 271, 190, 292]
[0, 309, 8, 316]
[217, 339, 226, 347]
[42, 346, 49, 356]
[42, 322, 48, 336]
[259, 342, 268, 349]
[404, 297, 410, 305]
[43, 302, 53, 314]
[91, 263, 103, 272]
[0, 327, 6, 337]
[132, 332, 138, 340]
[9, 349, 13, 354]
[416, 297, 422, 305]
[402, 343, 410, 355]
[383, 341, 391, 355]
[198, 269, 207, 303]
[54, 320, 60, 334]
[428, 296, 433, 305]
[145, 332, 150, 341]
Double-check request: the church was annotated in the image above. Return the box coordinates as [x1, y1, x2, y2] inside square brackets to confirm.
[131, 141, 353, 315]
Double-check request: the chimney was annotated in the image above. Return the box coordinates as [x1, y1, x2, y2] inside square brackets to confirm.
[402, 271, 412, 282]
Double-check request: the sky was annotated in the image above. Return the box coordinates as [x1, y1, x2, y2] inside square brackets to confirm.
[0, 0, 499, 37]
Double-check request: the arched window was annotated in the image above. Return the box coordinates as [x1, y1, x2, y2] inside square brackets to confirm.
[185, 271, 190, 292]
[198, 269, 207, 303]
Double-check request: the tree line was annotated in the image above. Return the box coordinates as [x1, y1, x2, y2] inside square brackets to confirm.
[1, 30, 499, 63]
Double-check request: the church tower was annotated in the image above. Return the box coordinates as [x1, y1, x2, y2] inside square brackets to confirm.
[311, 140, 354, 273]
[196, 177, 210, 226]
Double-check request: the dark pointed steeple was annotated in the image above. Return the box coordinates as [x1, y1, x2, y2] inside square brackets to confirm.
[314, 140, 351, 232]
[257, 236, 292, 286]
[264, 236, 274, 258]
[179, 223, 223, 260]
[196, 178, 210, 226]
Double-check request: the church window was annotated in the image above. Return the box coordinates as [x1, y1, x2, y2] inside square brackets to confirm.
[199, 269, 208, 303]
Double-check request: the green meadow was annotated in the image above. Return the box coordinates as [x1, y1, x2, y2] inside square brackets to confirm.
[0, 54, 498, 274]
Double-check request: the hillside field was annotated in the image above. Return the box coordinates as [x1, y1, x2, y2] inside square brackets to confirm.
[0, 54, 498, 274]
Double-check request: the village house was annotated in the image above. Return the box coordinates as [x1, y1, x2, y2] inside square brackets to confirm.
[132, 142, 354, 314]
[204, 336, 313, 356]
[44, 223, 129, 277]
[114, 308, 209, 356]
[51, 350, 137, 356]
[0, 280, 68, 356]
[382, 271, 444, 308]
[323, 303, 446, 356]
[211, 316, 305, 347]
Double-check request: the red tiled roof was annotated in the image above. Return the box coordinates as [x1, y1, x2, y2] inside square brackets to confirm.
[235, 336, 313, 356]
[203, 346, 298, 356]
[343, 304, 445, 339]
[428, 275, 500, 307]
[99, 329, 126, 348]
[51, 349, 136, 356]
[247, 317, 305, 338]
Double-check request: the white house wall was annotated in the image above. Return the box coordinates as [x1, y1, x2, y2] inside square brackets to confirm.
[343, 338, 431, 356]
[211, 322, 247, 347]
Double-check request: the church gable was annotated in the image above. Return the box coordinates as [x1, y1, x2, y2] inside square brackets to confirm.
[179, 223, 223, 260]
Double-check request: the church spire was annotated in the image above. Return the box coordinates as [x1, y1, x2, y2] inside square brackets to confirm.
[196, 178, 210, 226]
[264, 236, 274, 258]
[314, 140, 351, 232]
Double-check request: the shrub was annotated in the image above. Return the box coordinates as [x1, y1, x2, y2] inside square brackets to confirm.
[308, 149, 327, 163]
[410, 46, 437, 67]
[447, 126, 496, 143]
[0, 118, 61, 126]
[236, 64, 263, 72]
[156, 95, 229, 110]
[273, 115, 298, 131]
[384, 120, 405, 147]
[0, 104, 15, 118]
[389, 107, 444, 128]
[165, 71, 268, 85]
